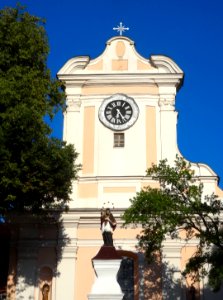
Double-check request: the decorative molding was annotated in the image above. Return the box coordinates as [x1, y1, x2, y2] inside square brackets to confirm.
[159, 99, 175, 106]
[56, 245, 78, 259]
[57, 56, 90, 74]
[66, 97, 82, 112]
[150, 55, 183, 74]
[60, 214, 80, 226]
[107, 36, 134, 46]
[158, 96, 175, 110]
[58, 74, 183, 86]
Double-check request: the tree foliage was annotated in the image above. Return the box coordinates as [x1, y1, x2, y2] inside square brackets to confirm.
[123, 156, 223, 291]
[0, 5, 80, 216]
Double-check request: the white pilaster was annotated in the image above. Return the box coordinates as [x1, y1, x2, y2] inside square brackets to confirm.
[55, 214, 79, 300]
[55, 246, 77, 300]
[63, 96, 82, 150]
[162, 240, 185, 300]
[158, 86, 178, 164]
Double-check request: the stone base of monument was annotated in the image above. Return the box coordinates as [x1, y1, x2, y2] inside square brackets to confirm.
[88, 246, 124, 300]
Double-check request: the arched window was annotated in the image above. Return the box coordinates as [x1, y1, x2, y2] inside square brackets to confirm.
[38, 266, 53, 300]
[117, 251, 139, 300]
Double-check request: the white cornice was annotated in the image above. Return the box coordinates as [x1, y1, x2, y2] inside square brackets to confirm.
[58, 74, 183, 91]
[58, 73, 182, 80]
[106, 36, 135, 45]
[150, 55, 183, 74]
[57, 56, 90, 75]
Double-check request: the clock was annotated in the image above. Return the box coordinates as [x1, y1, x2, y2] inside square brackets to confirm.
[98, 94, 139, 131]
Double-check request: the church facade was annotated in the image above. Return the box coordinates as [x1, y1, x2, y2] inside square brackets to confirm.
[3, 35, 223, 300]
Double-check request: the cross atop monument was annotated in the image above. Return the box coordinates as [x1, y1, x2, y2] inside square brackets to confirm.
[113, 22, 129, 36]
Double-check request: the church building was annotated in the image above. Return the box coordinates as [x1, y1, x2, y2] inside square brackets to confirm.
[2, 32, 223, 300]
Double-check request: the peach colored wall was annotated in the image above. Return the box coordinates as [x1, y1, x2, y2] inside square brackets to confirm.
[82, 106, 95, 174]
[141, 181, 160, 189]
[75, 247, 100, 300]
[78, 183, 98, 198]
[116, 41, 126, 57]
[77, 227, 141, 240]
[181, 246, 198, 275]
[114, 227, 141, 239]
[143, 253, 162, 300]
[82, 85, 158, 95]
[77, 228, 101, 240]
[103, 186, 136, 193]
[181, 246, 200, 298]
[146, 106, 157, 168]
[215, 185, 223, 197]
[112, 59, 128, 70]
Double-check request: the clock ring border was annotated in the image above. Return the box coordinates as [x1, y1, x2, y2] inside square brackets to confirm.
[98, 93, 139, 131]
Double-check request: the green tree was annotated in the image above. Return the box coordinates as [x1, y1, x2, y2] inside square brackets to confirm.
[0, 5, 80, 216]
[123, 156, 223, 291]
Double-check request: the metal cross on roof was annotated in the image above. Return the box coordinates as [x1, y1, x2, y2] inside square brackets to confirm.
[113, 22, 129, 36]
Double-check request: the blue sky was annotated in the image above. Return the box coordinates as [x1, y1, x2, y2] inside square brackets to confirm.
[1, 0, 223, 187]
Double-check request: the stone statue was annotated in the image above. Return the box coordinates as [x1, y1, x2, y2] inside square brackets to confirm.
[100, 208, 117, 246]
[42, 283, 50, 300]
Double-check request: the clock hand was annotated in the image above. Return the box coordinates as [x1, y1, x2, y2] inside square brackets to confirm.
[116, 109, 121, 118]
[116, 108, 126, 121]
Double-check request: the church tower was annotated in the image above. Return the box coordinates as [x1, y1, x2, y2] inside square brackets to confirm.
[58, 35, 185, 210]
[56, 35, 222, 300]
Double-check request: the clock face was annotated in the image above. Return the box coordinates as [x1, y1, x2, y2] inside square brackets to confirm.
[105, 100, 133, 125]
[98, 94, 139, 131]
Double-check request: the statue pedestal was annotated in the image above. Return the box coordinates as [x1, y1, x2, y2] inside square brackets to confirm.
[88, 246, 123, 300]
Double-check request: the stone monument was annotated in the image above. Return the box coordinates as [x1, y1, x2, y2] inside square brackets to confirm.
[87, 209, 123, 300]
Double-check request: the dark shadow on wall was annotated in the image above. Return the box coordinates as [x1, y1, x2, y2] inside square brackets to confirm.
[142, 256, 223, 300]
[161, 262, 184, 300]
[0, 212, 70, 299]
[143, 252, 162, 300]
[0, 223, 10, 299]
[200, 285, 223, 300]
